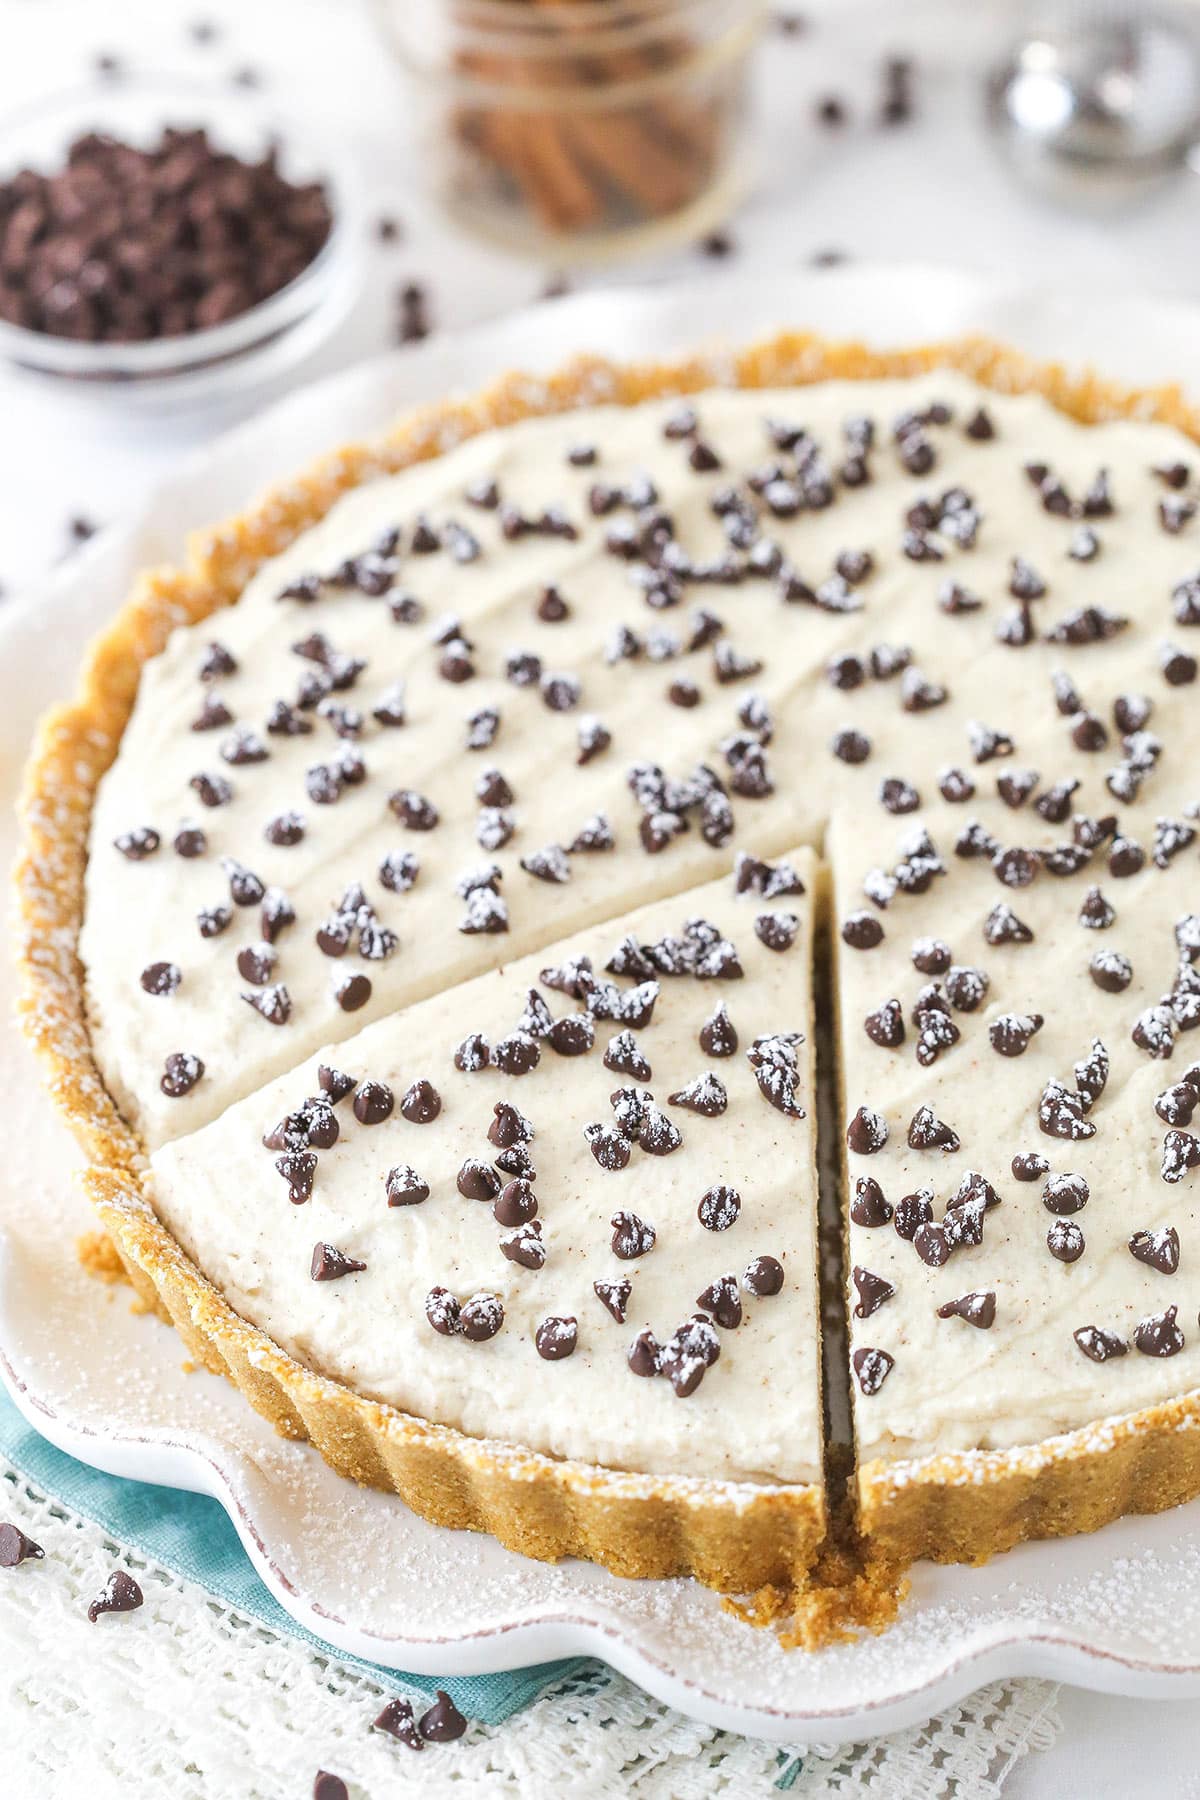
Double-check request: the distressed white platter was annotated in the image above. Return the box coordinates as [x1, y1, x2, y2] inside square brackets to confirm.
[6, 266, 1200, 1745]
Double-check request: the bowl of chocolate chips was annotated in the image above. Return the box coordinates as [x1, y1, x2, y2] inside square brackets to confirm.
[0, 77, 359, 403]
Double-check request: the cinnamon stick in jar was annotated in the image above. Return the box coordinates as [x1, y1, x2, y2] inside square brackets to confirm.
[445, 0, 749, 244]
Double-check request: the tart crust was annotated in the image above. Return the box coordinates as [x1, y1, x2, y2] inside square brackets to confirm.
[16, 327, 1200, 1592]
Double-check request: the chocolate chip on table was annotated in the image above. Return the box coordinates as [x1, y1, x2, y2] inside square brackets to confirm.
[0, 1523, 44, 1566]
[374, 1696, 423, 1750]
[87, 1570, 143, 1621]
[0, 128, 333, 345]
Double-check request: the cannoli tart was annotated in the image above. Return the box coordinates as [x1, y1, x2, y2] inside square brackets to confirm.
[15, 330, 1200, 1603]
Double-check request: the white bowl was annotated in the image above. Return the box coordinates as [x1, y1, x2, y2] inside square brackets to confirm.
[0, 75, 363, 409]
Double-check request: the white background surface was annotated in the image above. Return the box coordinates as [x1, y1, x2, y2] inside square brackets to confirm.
[4, 0, 1200, 1791]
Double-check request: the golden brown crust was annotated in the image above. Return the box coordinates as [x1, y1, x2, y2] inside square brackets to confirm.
[16, 327, 1200, 1592]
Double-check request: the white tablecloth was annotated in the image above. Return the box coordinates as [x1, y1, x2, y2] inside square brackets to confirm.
[3, 1, 1200, 1791]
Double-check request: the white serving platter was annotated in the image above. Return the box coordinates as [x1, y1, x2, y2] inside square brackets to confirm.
[6, 266, 1200, 1744]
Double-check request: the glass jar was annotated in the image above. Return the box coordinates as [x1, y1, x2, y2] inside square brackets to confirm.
[374, 0, 764, 262]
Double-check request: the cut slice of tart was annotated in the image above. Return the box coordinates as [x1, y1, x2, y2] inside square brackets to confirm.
[129, 859, 825, 1582]
[831, 798, 1200, 1563]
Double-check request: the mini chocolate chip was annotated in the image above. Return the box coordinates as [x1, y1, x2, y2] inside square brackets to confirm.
[743, 1254, 784, 1297]
[496, 1173, 536, 1231]
[536, 1316, 577, 1360]
[847, 1106, 888, 1154]
[594, 1277, 631, 1322]
[628, 1328, 661, 1377]
[1046, 1218, 1084, 1262]
[850, 1175, 893, 1227]
[832, 727, 871, 765]
[864, 999, 905, 1048]
[852, 1266, 894, 1318]
[989, 1011, 1044, 1056]
[0, 1523, 44, 1566]
[114, 826, 160, 860]
[1013, 1151, 1050, 1181]
[457, 1159, 501, 1202]
[1090, 950, 1132, 992]
[87, 1570, 143, 1622]
[908, 1105, 959, 1151]
[1043, 1172, 1089, 1215]
[160, 1051, 203, 1097]
[140, 961, 181, 996]
[1135, 1305, 1185, 1357]
[459, 1293, 504, 1342]
[353, 1080, 393, 1124]
[842, 911, 884, 950]
[694, 1002, 738, 1062]
[936, 1290, 996, 1328]
[400, 1078, 441, 1124]
[1075, 1325, 1128, 1362]
[311, 1242, 366, 1281]
[374, 1698, 423, 1751]
[418, 1691, 468, 1742]
[610, 1210, 656, 1259]
[852, 1347, 894, 1395]
[1129, 1226, 1180, 1274]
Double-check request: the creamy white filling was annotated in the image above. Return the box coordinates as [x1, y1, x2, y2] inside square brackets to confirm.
[84, 370, 1200, 1473]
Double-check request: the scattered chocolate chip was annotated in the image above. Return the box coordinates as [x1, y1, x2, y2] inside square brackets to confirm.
[0, 1523, 44, 1566]
[87, 1570, 143, 1621]
[418, 1691, 468, 1742]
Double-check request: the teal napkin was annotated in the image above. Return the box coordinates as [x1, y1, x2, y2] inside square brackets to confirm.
[0, 1385, 582, 1725]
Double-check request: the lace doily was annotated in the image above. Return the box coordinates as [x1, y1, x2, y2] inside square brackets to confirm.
[0, 1459, 1060, 1799]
